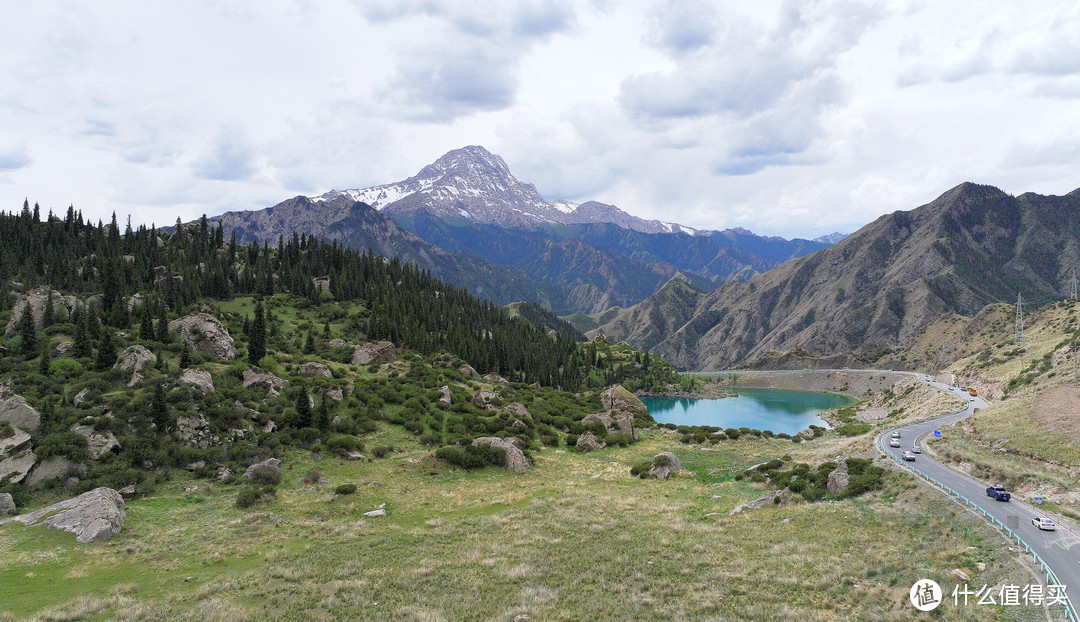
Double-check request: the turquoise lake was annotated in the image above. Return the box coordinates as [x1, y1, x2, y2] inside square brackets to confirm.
[641, 388, 851, 435]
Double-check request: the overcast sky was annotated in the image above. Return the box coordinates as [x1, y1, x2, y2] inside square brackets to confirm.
[1, 1, 1077, 238]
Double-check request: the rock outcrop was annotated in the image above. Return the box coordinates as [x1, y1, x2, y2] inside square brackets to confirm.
[730, 489, 789, 514]
[0, 427, 31, 458]
[24, 456, 75, 486]
[504, 403, 532, 420]
[471, 437, 531, 474]
[242, 369, 290, 390]
[601, 385, 647, 414]
[175, 413, 213, 447]
[179, 368, 215, 393]
[582, 411, 635, 439]
[0, 391, 41, 432]
[483, 373, 509, 385]
[114, 345, 157, 373]
[575, 431, 606, 452]
[647, 452, 683, 480]
[438, 385, 452, 405]
[298, 362, 332, 379]
[472, 390, 498, 411]
[0, 448, 36, 484]
[244, 458, 282, 481]
[167, 313, 237, 360]
[352, 341, 395, 365]
[826, 461, 849, 497]
[0, 492, 14, 515]
[70, 425, 120, 459]
[328, 338, 347, 348]
[457, 364, 480, 378]
[4, 287, 81, 333]
[0, 487, 125, 543]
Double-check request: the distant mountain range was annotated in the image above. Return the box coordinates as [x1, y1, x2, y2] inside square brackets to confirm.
[592, 183, 1080, 369]
[211, 146, 837, 314]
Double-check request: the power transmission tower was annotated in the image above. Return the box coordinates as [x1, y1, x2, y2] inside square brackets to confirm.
[1014, 292, 1024, 344]
[1072, 273, 1078, 300]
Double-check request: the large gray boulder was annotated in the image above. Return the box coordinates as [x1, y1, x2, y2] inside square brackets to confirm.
[4, 287, 80, 333]
[0, 450, 37, 484]
[438, 385, 452, 405]
[352, 341, 395, 366]
[730, 489, 789, 515]
[70, 425, 120, 459]
[243, 458, 282, 481]
[575, 431, 606, 452]
[298, 362, 332, 379]
[471, 437, 531, 474]
[0, 391, 41, 432]
[0, 492, 14, 515]
[114, 345, 157, 372]
[504, 403, 532, 420]
[179, 368, 215, 393]
[647, 452, 684, 480]
[0, 487, 125, 543]
[175, 413, 213, 447]
[471, 390, 498, 411]
[25, 456, 77, 486]
[167, 313, 237, 360]
[582, 410, 635, 439]
[0, 427, 32, 458]
[826, 461, 849, 497]
[601, 385, 647, 414]
[242, 369, 289, 390]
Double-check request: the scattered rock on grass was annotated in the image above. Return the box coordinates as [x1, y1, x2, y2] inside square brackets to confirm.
[0, 487, 125, 543]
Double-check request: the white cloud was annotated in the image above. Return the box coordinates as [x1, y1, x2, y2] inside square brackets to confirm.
[0, 142, 32, 171]
[0, 0, 1077, 240]
[191, 124, 261, 182]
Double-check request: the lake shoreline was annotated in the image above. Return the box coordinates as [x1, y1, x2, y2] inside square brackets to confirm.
[641, 388, 850, 435]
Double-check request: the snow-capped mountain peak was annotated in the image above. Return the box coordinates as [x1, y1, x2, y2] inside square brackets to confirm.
[307, 145, 698, 233]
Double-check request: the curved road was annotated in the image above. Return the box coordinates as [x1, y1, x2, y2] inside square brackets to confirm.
[877, 374, 1079, 617]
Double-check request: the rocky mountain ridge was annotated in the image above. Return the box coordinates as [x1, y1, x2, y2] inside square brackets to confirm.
[209, 146, 836, 314]
[309, 145, 695, 235]
[594, 183, 1080, 370]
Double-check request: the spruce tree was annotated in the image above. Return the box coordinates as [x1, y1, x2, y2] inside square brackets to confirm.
[19, 302, 38, 356]
[304, 330, 315, 354]
[140, 305, 154, 341]
[293, 387, 312, 429]
[96, 331, 117, 370]
[39, 343, 51, 376]
[155, 307, 170, 342]
[42, 292, 55, 328]
[73, 310, 92, 358]
[315, 395, 330, 431]
[151, 382, 169, 431]
[249, 299, 266, 364]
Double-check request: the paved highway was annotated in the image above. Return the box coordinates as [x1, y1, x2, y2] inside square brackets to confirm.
[878, 375, 1079, 617]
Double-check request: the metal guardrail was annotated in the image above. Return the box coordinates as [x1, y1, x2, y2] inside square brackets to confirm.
[878, 429, 1077, 622]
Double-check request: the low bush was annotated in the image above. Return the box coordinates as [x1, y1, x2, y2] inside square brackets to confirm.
[435, 444, 506, 469]
[335, 484, 357, 495]
[629, 461, 652, 478]
[235, 486, 261, 509]
[325, 434, 364, 457]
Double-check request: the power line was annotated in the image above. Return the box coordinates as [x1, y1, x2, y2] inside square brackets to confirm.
[1014, 292, 1024, 344]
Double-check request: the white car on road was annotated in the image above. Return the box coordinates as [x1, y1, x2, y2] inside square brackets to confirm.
[1032, 516, 1057, 531]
